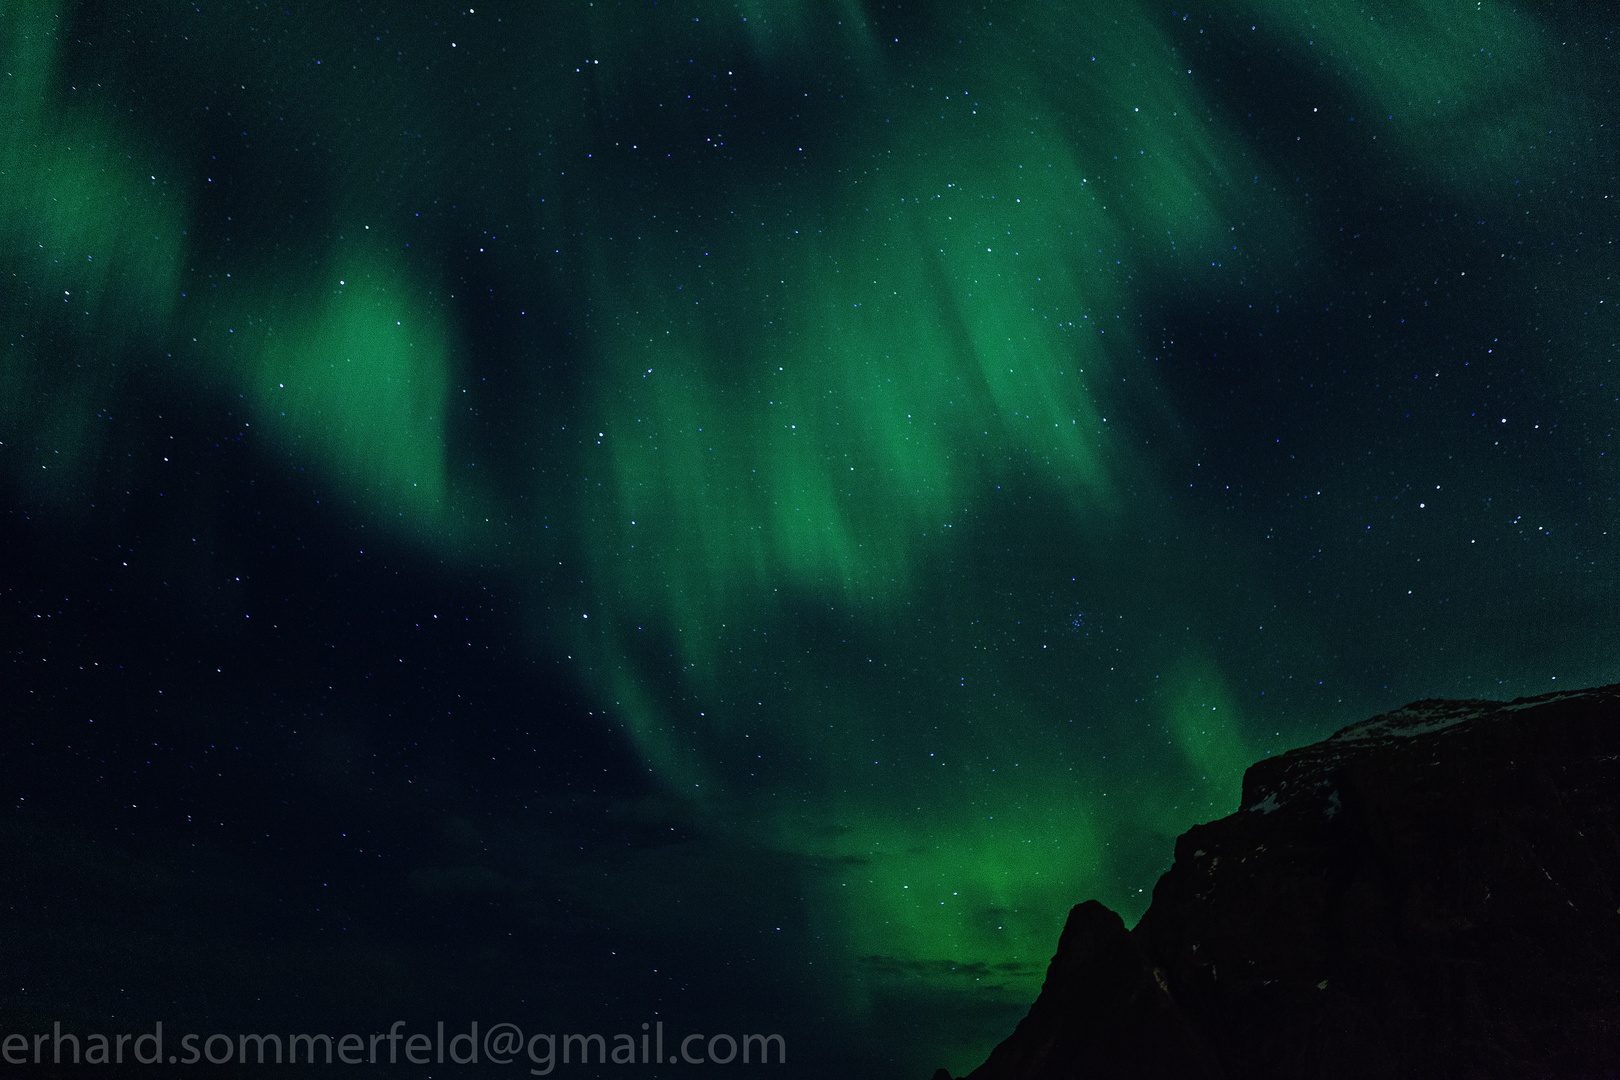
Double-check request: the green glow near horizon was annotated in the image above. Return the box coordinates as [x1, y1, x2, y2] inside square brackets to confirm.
[0, 0, 1579, 1068]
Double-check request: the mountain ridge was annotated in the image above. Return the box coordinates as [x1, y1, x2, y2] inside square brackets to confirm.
[940, 683, 1620, 1080]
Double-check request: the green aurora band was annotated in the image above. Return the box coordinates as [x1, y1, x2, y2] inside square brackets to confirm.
[3, 0, 1608, 1070]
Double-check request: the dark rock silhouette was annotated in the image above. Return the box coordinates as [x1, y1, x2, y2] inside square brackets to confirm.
[942, 684, 1620, 1079]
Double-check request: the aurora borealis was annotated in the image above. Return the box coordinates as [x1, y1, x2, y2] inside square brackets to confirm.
[3, 1, 1615, 1074]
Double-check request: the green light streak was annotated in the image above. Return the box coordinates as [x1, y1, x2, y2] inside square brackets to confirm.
[1, 1, 184, 504]
[1250, 0, 1552, 183]
[208, 248, 456, 530]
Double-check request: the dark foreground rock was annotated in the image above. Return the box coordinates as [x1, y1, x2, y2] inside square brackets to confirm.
[948, 684, 1620, 1080]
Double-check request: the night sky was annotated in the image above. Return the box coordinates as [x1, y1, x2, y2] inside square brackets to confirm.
[2, 1, 1615, 1075]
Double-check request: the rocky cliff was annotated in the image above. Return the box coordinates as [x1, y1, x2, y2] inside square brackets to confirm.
[943, 684, 1620, 1079]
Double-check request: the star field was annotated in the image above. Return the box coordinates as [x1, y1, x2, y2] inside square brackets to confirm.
[2, 2, 1615, 1075]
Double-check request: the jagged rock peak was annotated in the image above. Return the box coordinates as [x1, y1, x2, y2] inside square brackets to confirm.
[941, 682, 1620, 1080]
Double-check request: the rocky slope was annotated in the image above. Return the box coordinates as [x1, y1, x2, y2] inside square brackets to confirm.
[943, 684, 1620, 1079]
